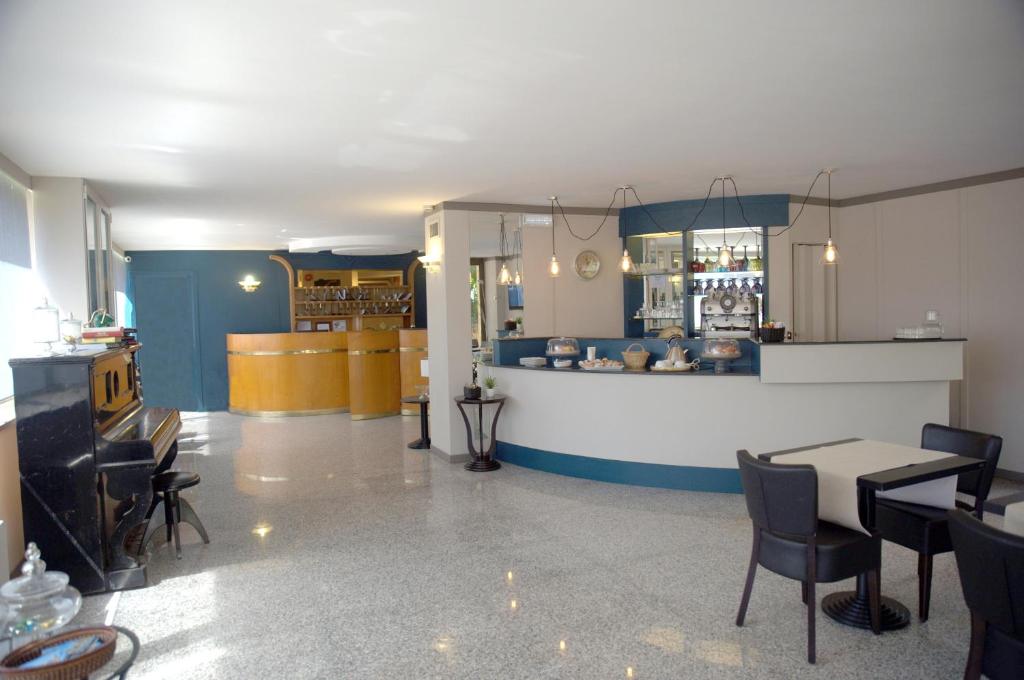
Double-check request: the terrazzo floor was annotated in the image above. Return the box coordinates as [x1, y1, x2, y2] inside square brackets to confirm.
[74, 411, 1020, 679]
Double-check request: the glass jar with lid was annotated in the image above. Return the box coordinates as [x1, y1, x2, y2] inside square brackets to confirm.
[545, 337, 580, 357]
[0, 543, 82, 646]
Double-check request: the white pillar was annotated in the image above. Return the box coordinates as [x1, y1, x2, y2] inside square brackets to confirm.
[425, 209, 472, 458]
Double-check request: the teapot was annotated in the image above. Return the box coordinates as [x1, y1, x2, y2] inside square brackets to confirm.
[665, 338, 688, 364]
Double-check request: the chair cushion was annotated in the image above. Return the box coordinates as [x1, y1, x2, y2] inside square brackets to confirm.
[153, 470, 201, 493]
[758, 521, 881, 583]
[874, 499, 953, 556]
[984, 625, 1024, 680]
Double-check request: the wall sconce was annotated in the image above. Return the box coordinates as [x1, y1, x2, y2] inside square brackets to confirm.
[419, 227, 443, 272]
[238, 274, 262, 292]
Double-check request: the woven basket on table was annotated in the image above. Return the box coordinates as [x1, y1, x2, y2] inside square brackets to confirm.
[621, 343, 650, 370]
[0, 627, 117, 680]
[760, 327, 785, 343]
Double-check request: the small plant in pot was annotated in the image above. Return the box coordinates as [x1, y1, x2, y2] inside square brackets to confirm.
[483, 375, 497, 398]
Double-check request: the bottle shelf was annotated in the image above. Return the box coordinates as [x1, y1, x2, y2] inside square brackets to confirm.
[624, 268, 688, 278]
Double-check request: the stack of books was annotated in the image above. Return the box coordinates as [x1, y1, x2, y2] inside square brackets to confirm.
[81, 327, 123, 345]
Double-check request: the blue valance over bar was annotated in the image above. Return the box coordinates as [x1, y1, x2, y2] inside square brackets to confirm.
[619, 193, 790, 236]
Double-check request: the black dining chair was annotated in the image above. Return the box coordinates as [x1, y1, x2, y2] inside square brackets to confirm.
[874, 423, 1002, 621]
[735, 450, 881, 664]
[948, 510, 1024, 680]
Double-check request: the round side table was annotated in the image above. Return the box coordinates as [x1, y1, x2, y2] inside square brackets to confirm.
[454, 396, 506, 472]
[401, 396, 430, 449]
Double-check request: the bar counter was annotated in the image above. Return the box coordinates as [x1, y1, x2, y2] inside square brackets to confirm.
[488, 337, 966, 492]
[227, 332, 349, 416]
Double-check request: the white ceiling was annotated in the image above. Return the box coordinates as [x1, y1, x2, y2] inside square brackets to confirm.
[1, 1, 1022, 251]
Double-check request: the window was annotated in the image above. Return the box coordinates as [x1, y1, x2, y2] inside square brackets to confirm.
[85, 193, 114, 321]
[0, 172, 36, 411]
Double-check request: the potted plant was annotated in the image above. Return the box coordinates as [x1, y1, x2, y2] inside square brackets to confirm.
[483, 375, 497, 398]
[515, 316, 523, 333]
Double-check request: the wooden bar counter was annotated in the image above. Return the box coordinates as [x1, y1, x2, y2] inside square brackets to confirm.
[398, 328, 428, 415]
[227, 332, 349, 416]
[347, 330, 401, 420]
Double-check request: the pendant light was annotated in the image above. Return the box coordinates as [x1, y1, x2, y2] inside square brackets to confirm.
[716, 179, 734, 268]
[822, 169, 839, 264]
[548, 197, 560, 277]
[618, 186, 637, 273]
[513, 218, 523, 285]
[497, 214, 512, 285]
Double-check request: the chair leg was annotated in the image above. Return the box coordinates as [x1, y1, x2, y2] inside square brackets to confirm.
[919, 554, 933, 622]
[138, 496, 165, 556]
[177, 497, 210, 544]
[964, 611, 985, 680]
[867, 568, 882, 635]
[163, 492, 175, 542]
[736, 526, 760, 627]
[806, 541, 816, 664]
[168, 491, 183, 560]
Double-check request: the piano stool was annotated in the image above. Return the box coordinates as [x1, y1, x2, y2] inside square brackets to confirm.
[139, 471, 210, 560]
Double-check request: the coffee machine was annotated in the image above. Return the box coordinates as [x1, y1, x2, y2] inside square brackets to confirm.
[700, 290, 759, 339]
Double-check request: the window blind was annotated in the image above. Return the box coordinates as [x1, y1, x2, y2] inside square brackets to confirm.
[0, 172, 31, 268]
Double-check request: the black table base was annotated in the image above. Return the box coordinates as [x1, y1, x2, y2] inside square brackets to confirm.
[455, 396, 506, 473]
[403, 398, 430, 450]
[822, 575, 910, 631]
[464, 458, 501, 472]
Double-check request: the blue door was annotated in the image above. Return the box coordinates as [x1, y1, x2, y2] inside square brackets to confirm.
[131, 271, 203, 410]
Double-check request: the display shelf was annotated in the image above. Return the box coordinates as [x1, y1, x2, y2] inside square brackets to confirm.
[624, 269, 688, 278]
[633, 315, 684, 320]
[689, 270, 764, 280]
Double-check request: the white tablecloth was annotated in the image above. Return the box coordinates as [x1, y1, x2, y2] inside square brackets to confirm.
[1005, 502, 1024, 537]
[772, 440, 957, 534]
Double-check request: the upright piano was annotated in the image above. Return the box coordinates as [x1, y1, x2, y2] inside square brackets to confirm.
[10, 346, 180, 594]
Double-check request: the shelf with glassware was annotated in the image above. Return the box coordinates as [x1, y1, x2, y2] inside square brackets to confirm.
[292, 268, 414, 332]
[686, 227, 767, 337]
[622, 231, 687, 334]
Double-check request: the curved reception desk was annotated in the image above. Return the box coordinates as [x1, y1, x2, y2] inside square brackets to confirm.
[489, 337, 966, 493]
[227, 333, 349, 416]
[348, 330, 401, 420]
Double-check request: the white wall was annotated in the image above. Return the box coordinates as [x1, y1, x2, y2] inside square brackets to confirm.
[834, 177, 1024, 474]
[31, 177, 88, 320]
[521, 212, 624, 337]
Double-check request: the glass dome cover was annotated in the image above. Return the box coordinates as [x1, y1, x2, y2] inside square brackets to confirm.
[545, 337, 580, 356]
[0, 542, 81, 639]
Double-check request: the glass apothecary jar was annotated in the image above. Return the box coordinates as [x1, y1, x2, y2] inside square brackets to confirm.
[0, 543, 81, 646]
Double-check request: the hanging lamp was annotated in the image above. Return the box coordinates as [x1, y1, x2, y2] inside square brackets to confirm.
[716, 178, 734, 268]
[548, 197, 560, 277]
[497, 214, 512, 284]
[618, 186, 637, 273]
[823, 169, 839, 264]
[513, 218, 523, 285]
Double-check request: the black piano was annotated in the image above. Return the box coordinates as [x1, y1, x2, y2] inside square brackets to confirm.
[10, 346, 180, 594]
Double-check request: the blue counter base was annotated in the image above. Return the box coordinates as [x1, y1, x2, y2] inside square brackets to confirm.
[495, 442, 742, 494]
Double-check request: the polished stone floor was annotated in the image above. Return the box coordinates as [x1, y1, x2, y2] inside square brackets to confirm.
[75, 412, 1019, 679]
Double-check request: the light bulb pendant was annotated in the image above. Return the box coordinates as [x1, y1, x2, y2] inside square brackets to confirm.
[718, 246, 734, 268]
[549, 255, 561, 277]
[498, 262, 511, 285]
[513, 270, 521, 285]
[823, 238, 839, 264]
[620, 249, 635, 273]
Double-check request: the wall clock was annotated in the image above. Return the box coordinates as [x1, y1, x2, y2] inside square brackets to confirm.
[573, 250, 601, 280]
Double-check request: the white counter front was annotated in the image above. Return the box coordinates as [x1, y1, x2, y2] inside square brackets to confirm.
[490, 340, 964, 492]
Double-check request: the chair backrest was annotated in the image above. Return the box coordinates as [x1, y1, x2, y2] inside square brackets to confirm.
[921, 423, 1002, 501]
[736, 450, 818, 537]
[949, 510, 1024, 639]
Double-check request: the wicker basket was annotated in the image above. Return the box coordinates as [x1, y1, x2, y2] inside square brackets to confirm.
[760, 327, 785, 343]
[0, 627, 117, 679]
[621, 343, 650, 370]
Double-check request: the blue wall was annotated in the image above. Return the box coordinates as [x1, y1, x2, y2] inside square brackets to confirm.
[126, 250, 422, 411]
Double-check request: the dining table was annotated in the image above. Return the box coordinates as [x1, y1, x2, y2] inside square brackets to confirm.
[760, 437, 987, 632]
